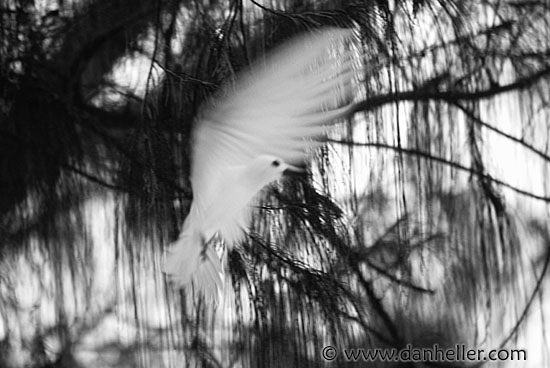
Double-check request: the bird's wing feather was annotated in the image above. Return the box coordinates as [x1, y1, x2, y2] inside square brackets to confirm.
[192, 28, 357, 205]
[164, 28, 357, 298]
[163, 204, 224, 301]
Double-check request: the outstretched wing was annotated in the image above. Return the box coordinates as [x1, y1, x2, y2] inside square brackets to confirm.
[191, 28, 358, 208]
[165, 28, 359, 299]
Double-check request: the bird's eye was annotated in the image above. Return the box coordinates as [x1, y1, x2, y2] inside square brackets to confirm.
[271, 160, 280, 167]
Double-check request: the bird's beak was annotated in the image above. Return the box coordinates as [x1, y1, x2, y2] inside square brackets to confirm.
[282, 163, 306, 176]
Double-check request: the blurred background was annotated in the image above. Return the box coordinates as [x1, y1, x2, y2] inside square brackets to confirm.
[1, 0, 550, 367]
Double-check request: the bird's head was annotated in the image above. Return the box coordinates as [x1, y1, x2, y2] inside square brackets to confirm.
[244, 155, 306, 189]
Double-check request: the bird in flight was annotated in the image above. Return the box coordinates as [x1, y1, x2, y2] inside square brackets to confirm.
[163, 28, 358, 300]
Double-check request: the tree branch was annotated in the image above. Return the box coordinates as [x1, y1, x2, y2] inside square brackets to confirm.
[327, 139, 550, 203]
[453, 101, 550, 164]
[348, 67, 550, 114]
[0, 128, 126, 192]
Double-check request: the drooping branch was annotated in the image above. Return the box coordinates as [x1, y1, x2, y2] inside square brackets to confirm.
[348, 66, 550, 114]
[327, 139, 550, 203]
[452, 101, 550, 164]
[496, 222, 550, 349]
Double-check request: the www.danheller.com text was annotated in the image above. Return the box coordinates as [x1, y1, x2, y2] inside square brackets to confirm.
[321, 344, 527, 362]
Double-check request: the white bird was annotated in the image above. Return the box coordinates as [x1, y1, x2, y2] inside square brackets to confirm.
[163, 28, 358, 300]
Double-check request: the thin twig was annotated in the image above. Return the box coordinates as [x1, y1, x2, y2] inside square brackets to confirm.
[453, 101, 550, 164]
[327, 139, 550, 203]
[348, 67, 550, 114]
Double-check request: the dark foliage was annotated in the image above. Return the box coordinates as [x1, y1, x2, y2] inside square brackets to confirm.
[1, 0, 549, 367]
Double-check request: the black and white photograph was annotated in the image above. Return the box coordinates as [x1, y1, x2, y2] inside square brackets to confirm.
[0, 0, 549, 367]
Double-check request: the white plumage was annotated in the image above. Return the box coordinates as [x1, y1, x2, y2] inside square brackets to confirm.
[163, 28, 357, 300]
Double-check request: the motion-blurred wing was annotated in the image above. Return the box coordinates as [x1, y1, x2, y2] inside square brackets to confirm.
[192, 28, 357, 205]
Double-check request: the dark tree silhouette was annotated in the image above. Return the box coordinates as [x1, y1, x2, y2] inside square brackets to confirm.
[1, 0, 549, 367]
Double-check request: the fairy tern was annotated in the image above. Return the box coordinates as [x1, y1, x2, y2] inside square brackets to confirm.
[163, 28, 357, 300]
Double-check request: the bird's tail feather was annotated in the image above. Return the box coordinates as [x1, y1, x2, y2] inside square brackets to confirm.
[163, 230, 223, 302]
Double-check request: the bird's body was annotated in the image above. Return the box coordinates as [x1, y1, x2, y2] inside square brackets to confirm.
[163, 28, 357, 299]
